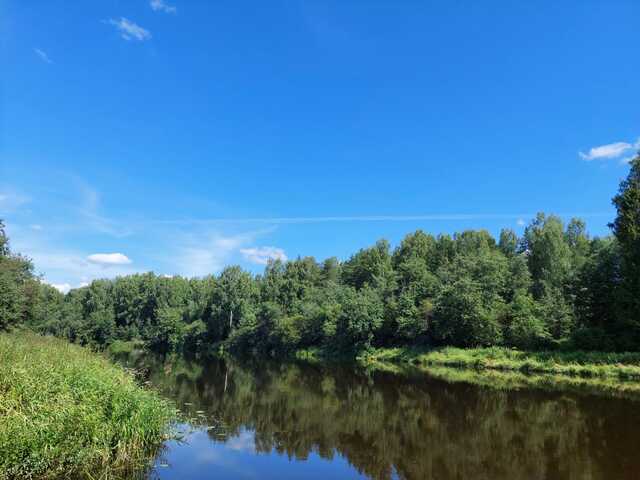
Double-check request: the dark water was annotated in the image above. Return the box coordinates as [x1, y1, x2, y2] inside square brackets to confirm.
[120, 353, 640, 480]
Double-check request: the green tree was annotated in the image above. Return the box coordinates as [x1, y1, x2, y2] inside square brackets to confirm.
[0, 220, 35, 330]
[498, 229, 518, 257]
[389, 231, 441, 342]
[147, 306, 186, 352]
[431, 278, 504, 347]
[335, 286, 384, 351]
[610, 153, 640, 342]
[574, 238, 620, 336]
[504, 292, 549, 349]
[523, 213, 572, 299]
[211, 266, 258, 340]
[342, 239, 396, 294]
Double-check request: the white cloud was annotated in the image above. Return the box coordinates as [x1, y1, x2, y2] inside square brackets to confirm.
[34, 250, 137, 287]
[26, 248, 138, 288]
[34, 48, 53, 64]
[240, 246, 287, 265]
[173, 229, 276, 277]
[225, 430, 256, 453]
[107, 18, 151, 41]
[30, 224, 43, 231]
[516, 218, 526, 226]
[50, 283, 71, 294]
[48, 280, 90, 294]
[579, 138, 639, 161]
[177, 233, 251, 277]
[150, 0, 176, 14]
[87, 253, 132, 266]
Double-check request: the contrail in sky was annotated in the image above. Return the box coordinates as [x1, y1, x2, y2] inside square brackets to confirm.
[151, 212, 612, 225]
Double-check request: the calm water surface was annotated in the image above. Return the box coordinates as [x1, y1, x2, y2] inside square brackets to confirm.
[119, 354, 640, 480]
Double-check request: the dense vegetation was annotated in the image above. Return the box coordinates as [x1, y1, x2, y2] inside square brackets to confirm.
[1, 154, 639, 357]
[0, 331, 175, 479]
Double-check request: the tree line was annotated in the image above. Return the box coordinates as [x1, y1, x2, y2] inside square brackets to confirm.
[1, 154, 639, 354]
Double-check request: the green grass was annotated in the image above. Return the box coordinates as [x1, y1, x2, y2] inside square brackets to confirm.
[423, 365, 640, 399]
[0, 331, 177, 480]
[359, 346, 640, 380]
[107, 339, 145, 357]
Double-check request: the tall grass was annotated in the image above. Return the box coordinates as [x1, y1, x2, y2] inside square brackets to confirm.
[360, 346, 640, 380]
[0, 331, 177, 480]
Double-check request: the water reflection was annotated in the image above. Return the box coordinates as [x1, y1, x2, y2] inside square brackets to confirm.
[118, 353, 640, 480]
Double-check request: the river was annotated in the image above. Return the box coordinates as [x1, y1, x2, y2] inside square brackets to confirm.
[117, 353, 640, 480]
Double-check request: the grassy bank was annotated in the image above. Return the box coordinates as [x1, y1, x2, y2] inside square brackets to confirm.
[0, 331, 177, 480]
[359, 346, 640, 380]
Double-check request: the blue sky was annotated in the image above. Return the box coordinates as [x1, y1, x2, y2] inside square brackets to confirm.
[1, 0, 638, 292]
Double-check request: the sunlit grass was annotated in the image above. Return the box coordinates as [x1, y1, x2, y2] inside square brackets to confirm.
[359, 346, 640, 380]
[358, 347, 640, 399]
[0, 331, 177, 480]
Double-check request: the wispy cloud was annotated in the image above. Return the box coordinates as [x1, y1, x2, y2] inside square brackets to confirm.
[240, 246, 287, 265]
[3, 173, 617, 288]
[150, 0, 176, 14]
[152, 212, 613, 226]
[579, 137, 639, 161]
[175, 230, 264, 277]
[75, 180, 132, 237]
[87, 253, 132, 266]
[34, 48, 53, 64]
[0, 190, 31, 213]
[107, 18, 151, 41]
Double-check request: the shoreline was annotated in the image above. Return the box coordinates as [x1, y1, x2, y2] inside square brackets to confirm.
[356, 346, 640, 380]
[292, 345, 640, 399]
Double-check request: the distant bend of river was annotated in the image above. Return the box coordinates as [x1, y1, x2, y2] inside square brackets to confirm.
[116, 352, 640, 480]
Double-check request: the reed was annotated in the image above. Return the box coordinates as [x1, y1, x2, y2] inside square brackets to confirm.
[0, 331, 177, 479]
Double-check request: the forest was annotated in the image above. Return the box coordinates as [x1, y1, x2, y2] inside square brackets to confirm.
[1, 154, 639, 356]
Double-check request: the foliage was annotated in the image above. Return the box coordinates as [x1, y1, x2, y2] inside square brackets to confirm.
[504, 292, 549, 349]
[2, 159, 640, 355]
[0, 220, 38, 330]
[0, 331, 175, 479]
[610, 153, 640, 344]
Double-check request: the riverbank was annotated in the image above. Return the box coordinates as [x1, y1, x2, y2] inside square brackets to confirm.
[358, 346, 640, 380]
[0, 331, 177, 480]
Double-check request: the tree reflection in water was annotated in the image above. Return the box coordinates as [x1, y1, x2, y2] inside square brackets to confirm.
[118, 352, 640, 480]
